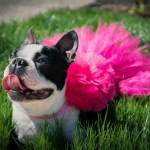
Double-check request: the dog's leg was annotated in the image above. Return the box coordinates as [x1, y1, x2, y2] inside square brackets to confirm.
[62, 108, 80, 143]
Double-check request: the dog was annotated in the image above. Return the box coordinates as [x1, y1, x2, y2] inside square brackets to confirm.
[4, 21, 150, 144]
[2, 27, 82, 143]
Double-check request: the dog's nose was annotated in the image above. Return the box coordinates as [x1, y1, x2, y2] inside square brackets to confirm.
[11, 58, 28, 68]
[9, 58, 28, 75]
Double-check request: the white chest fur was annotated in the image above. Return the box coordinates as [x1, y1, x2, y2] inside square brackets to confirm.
[11, 87, 80, 143]
[12, 102, 80, 143]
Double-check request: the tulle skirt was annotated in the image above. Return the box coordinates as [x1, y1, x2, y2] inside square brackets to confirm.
[39, 20, 150, 111]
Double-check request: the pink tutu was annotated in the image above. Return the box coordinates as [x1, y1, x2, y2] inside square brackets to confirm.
[39, 20, 150, 111]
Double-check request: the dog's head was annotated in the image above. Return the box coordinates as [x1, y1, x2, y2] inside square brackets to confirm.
[2, 27, 78, 102]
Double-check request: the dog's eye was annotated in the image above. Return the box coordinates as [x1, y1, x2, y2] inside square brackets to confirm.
[9, 53, 14, 59]
[37, 59, 47, 65]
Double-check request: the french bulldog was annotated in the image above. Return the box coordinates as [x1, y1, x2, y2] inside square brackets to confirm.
[2, 27, 81, 143]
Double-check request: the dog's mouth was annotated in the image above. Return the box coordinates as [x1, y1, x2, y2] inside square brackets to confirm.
[2, 74, 54, 101]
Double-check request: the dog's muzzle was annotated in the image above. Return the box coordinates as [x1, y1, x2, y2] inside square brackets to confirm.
[9, 58, 28, 76]
[2, 74, 54, 101]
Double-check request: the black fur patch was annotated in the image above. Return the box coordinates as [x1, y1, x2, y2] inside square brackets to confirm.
[33, 46, 70, 90]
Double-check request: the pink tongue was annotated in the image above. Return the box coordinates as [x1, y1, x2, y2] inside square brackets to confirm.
[2, 75, 26, 91]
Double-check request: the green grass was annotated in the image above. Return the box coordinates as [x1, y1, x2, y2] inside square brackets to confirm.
[0, 8, 150, 150]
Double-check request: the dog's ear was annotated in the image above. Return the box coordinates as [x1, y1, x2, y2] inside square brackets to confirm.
[55, 30, 78, 63]
[21, 26, 36, 48]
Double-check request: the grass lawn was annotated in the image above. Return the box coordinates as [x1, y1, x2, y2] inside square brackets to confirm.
[0, 8, 150, 150]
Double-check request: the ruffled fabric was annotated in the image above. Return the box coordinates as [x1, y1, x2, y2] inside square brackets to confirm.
[66, 53, 116, 111]
[39, 20, 150, 111]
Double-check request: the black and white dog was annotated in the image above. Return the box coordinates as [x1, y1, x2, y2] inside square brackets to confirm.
[2, 27, 82, 143]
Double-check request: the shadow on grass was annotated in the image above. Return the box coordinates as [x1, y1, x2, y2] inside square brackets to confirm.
[8, 130, 26, 150]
